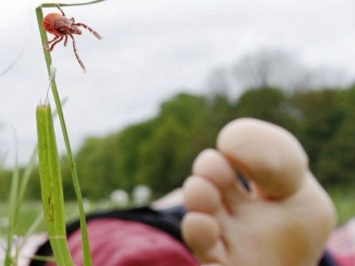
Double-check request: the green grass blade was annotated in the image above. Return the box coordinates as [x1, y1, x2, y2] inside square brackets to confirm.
[4, 131, 20, 266]
[17, 147, 38, 212]
[36, 2, 106, 264]
[41, 0, 108, 8]
[24, 211, 44, 238]
[36, 103, 74, 266]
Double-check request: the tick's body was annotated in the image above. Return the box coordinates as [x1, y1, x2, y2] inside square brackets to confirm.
[43, 5, 102, 72]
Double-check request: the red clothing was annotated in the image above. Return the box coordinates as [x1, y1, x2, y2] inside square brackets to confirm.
[46, 218, 200, 266]
[326, 218, 355, 266]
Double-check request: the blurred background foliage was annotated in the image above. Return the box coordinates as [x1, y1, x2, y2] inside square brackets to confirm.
[1, 85, 353, 202]
[0, 49, 354, 207]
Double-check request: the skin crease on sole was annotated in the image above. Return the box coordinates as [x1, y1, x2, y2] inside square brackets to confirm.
[182, 118, 336, 266]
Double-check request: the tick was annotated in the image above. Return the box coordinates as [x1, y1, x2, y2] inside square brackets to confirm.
[43, 4, 102, 72]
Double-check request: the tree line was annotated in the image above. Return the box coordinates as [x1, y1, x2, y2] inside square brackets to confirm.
[1, 48, 354, 201]
[1, 84, 354, 201]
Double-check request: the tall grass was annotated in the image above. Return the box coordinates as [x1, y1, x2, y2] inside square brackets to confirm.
[29, 1, 107, 265]
[3, 146, 38, 266]
[36, 103, 75, 266]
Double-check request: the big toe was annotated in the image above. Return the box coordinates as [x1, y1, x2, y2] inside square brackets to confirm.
[217, 118, 308, 199]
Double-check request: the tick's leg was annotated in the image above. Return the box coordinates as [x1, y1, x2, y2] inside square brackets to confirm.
[64, 35, 68, 47]
[75, 23, 102, 39]
[47, 35, 60, 45]
[56, 4, 66, 17]
[69, 34, 86, 72]
[44, 36, 64, 51]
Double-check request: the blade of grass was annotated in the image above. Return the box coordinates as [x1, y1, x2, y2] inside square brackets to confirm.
[24, 211, 44, 239]
[17, 147, 38, 213]
[4, 130, 20, 266]
[3, 134, 39, 265]
[36, 102, 74, 266]
[41, 0, 108, 8]
[4, 137, 39, 266]
[23, 212, 55, 264]
[36, 2, 107, 265]
[13, 147, 39, 264]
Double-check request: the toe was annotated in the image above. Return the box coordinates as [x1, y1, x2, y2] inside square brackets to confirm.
[191, 149, 248, 210]
[192, 149, 240, 191]
[183, 175, 222, 214]
[217, 118, 308, 199]
[182, 213, 227, 264]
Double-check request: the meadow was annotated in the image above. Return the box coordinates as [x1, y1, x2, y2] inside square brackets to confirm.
[328, 187, 355, 226]
[0, 186, 353, 237]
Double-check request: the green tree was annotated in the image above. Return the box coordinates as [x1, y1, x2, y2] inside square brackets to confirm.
[135, 116, 189, 196]
[37, 86, 354, 199]
[234, 87, 298, 132]
[314, 86, 355, 186]
[132, 93, 215, 197]
[291, 89, 347, 170]
[114, 120, 156, 192]
[316, 116, 355, 187]
[75, 135, 119, 199]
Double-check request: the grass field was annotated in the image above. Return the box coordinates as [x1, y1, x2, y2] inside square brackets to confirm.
[0, 187, 353, 236]
[328, 187, 355, 225]
[0, 201, 80, 236]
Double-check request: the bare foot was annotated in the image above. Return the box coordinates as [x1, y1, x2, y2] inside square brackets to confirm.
[182, 118, 336, 266]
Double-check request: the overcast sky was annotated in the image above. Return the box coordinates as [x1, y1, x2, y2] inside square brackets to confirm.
[1, 0, 355, 166]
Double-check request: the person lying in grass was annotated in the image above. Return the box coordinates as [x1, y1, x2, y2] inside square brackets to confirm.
[29, 118, 342, 266]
